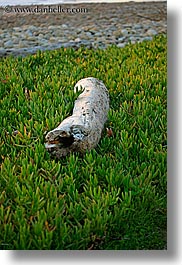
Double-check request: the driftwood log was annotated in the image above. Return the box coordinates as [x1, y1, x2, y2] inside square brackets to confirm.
[45, 77, 109, 158]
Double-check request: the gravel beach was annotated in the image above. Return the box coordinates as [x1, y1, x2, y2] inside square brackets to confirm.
[0, 1, 167, 57]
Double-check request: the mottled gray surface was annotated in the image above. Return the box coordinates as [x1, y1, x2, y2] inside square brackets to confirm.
[0, 2, 167, 57]
[45, 77, 109, 158]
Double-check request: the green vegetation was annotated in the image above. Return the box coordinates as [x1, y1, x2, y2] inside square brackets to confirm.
[0, 35, 167, 250]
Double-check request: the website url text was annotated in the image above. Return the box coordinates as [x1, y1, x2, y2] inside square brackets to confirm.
[3, 5, 89, 14]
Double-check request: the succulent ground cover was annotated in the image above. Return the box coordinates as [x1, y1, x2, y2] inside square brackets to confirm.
[0, 35, 167, 250]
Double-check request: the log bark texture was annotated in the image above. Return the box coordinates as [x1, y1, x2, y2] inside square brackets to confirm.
[45, 77, 109, 158]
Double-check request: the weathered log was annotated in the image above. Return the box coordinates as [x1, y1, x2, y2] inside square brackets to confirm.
[45, 77, 109, 158]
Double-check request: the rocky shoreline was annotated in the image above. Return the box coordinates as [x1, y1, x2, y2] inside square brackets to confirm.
[0, 1, 167, 57]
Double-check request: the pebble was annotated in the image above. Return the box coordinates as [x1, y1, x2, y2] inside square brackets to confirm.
[74, 38, 81, 42]
[117, 43, 126, 48]
[142, 36, 153, 41]
[121, 29, 129, 36]
[118, 37, 126, 42]
[4, 40, 13, 48]
[146, 29, 158, 36]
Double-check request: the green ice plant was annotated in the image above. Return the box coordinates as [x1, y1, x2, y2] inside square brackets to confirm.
[0, 35, 167, 250]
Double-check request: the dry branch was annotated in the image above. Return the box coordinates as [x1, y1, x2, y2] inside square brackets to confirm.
[45, 77, 109, 158]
